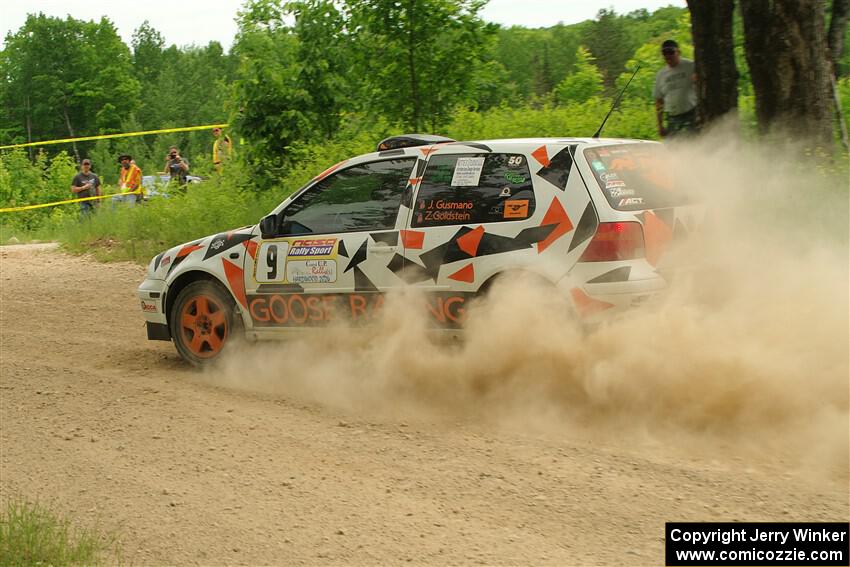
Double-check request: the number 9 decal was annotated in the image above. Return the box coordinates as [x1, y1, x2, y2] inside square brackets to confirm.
[255, 241, 289, 283]
[266, 244, 278, 280]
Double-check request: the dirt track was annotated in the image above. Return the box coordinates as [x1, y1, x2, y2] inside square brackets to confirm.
[1, 244, 847, 566]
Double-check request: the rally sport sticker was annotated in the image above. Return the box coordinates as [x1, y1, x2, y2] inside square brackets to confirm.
[288, 238, 337, 258]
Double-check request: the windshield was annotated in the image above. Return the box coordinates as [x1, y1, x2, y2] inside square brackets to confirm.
[584, 143, 689, 211]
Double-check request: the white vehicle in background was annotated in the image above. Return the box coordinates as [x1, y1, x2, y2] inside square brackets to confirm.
[138, 134, 699, 365]
[141, 174, 203, 199]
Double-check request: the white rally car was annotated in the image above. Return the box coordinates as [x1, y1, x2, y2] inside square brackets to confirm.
[138, 135, 698, 365]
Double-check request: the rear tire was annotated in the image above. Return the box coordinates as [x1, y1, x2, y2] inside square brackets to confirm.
[170, 280, 239, 367]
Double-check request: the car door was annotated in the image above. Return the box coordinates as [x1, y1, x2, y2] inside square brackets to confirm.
[395, 147, 541, 326]
[243, 156, 417, 333]
[396, 141, 597, 328]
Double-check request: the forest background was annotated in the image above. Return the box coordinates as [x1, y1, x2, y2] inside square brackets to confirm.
[1, 0, 848, 261]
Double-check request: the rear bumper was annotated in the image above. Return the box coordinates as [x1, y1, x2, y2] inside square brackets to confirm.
[559, 261, 668, 322]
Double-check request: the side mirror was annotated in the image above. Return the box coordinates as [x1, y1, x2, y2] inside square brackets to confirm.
[259, 214, 279, 239]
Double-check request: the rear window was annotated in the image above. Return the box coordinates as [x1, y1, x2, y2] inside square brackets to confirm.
[584, 144, 689, 211]
[412, 153, 535, 227]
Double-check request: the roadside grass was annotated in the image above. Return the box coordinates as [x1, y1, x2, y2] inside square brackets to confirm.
[0, 498, 119, 566]
[57, 173, 277, 263]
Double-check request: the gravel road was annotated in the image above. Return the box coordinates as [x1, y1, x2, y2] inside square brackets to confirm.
[1, 244, 847, 566]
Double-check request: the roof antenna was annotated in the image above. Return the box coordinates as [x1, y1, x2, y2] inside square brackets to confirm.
[592, 65, 641, 139]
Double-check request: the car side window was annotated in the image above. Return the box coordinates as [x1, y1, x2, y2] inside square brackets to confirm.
[412, 153, 535, 227]
[281, 158, 416, 235]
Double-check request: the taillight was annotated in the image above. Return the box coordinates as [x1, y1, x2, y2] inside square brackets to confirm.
[578, 222, 645, 262]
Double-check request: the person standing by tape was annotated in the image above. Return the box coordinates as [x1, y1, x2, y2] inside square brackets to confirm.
[114, 154, 143, 206]
[654, 39, 698, 138]
[212, 127, 232, 173]
[70, 158, 101, 217]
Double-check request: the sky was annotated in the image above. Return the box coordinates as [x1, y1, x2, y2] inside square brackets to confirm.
[1, 1, 684, 51]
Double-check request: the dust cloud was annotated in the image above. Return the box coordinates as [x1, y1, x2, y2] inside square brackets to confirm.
[210, 129, 848, 478]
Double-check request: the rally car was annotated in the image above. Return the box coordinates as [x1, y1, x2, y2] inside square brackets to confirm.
[138, 135, 698, 365]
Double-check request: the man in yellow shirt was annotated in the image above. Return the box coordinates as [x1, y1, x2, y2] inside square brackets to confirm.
[212, 127, 233, 172]
[116, 154, 144, 205]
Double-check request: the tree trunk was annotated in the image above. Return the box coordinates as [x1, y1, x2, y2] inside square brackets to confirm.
[831, 73, 850, 151]
[25, 95, 33, 160]
[62, 105, 81, 163]
[828, 0, 849, 72]
[740, 0, 834, 149]
[686, 0, 738, 127]
[406, 0, 420, 131]
[828, 0, 849, 152]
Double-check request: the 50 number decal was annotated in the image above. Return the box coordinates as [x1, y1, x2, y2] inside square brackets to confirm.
[255, 241, 289, 283]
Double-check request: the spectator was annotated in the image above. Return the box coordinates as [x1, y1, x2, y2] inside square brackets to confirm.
[654, 39, 698, 138]
[212, 127, 233, 173]
[114, 154, 144, 206]
[70, 158, 101, 217]
[164, 146, 190, 186]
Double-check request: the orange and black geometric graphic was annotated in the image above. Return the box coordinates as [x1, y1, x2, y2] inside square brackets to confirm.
[535, 145, 575, 191]
[203, 231, 255, 260]
[568, 203, 598, 253]
[166, 239, 204, 276]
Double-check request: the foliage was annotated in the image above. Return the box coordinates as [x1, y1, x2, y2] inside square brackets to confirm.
[0, 13, 233, 192]
[286, 0, 350, 139]
[131, 21, 166, 91]
[581, 9, 640, 92]
[0, 498, 118, 566]
[445, 97, 656, 141]
[0, 14, 139, 155]
[0, 150, 78, 236]
[468, 59, 518, 109]
[554, 47, 605, 105]
[131, 41, 236, 175]
[345, 0, 496, 131]
[492, 25, 581, 99]
[231, 0, 323, 187]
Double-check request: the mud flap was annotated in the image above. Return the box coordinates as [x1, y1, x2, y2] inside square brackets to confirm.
[146, 321, 171, 341]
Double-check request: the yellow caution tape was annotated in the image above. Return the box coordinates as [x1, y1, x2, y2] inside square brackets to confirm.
[0, 190, 143, 213]
[0, 123, 229, 150]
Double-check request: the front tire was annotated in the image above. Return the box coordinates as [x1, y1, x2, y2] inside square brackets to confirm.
[170, 280, 238, 366]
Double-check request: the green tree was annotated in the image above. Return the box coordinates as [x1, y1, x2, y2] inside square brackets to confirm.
[554, 47, 604, 105]
[131, 21, 167, 130]
[581, 9, 639, 92]
[346, 0, 495, 131]
[489, 25, 579, 100]
[231, 0, 318, 185]
[130, 40, 235, 174]
[286, 0, 349, 138]
[0, 14, 140, 161]
[491, 27, 547, 98]
[469, 59, 517, 109]
[131, 21, 166, 85]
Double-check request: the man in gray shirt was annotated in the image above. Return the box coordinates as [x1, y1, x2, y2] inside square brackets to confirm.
[654, 40, 698, 138]
[70, 158, 101, 216]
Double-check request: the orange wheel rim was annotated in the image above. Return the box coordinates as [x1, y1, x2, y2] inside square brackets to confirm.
[180, 294, 227, 358]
